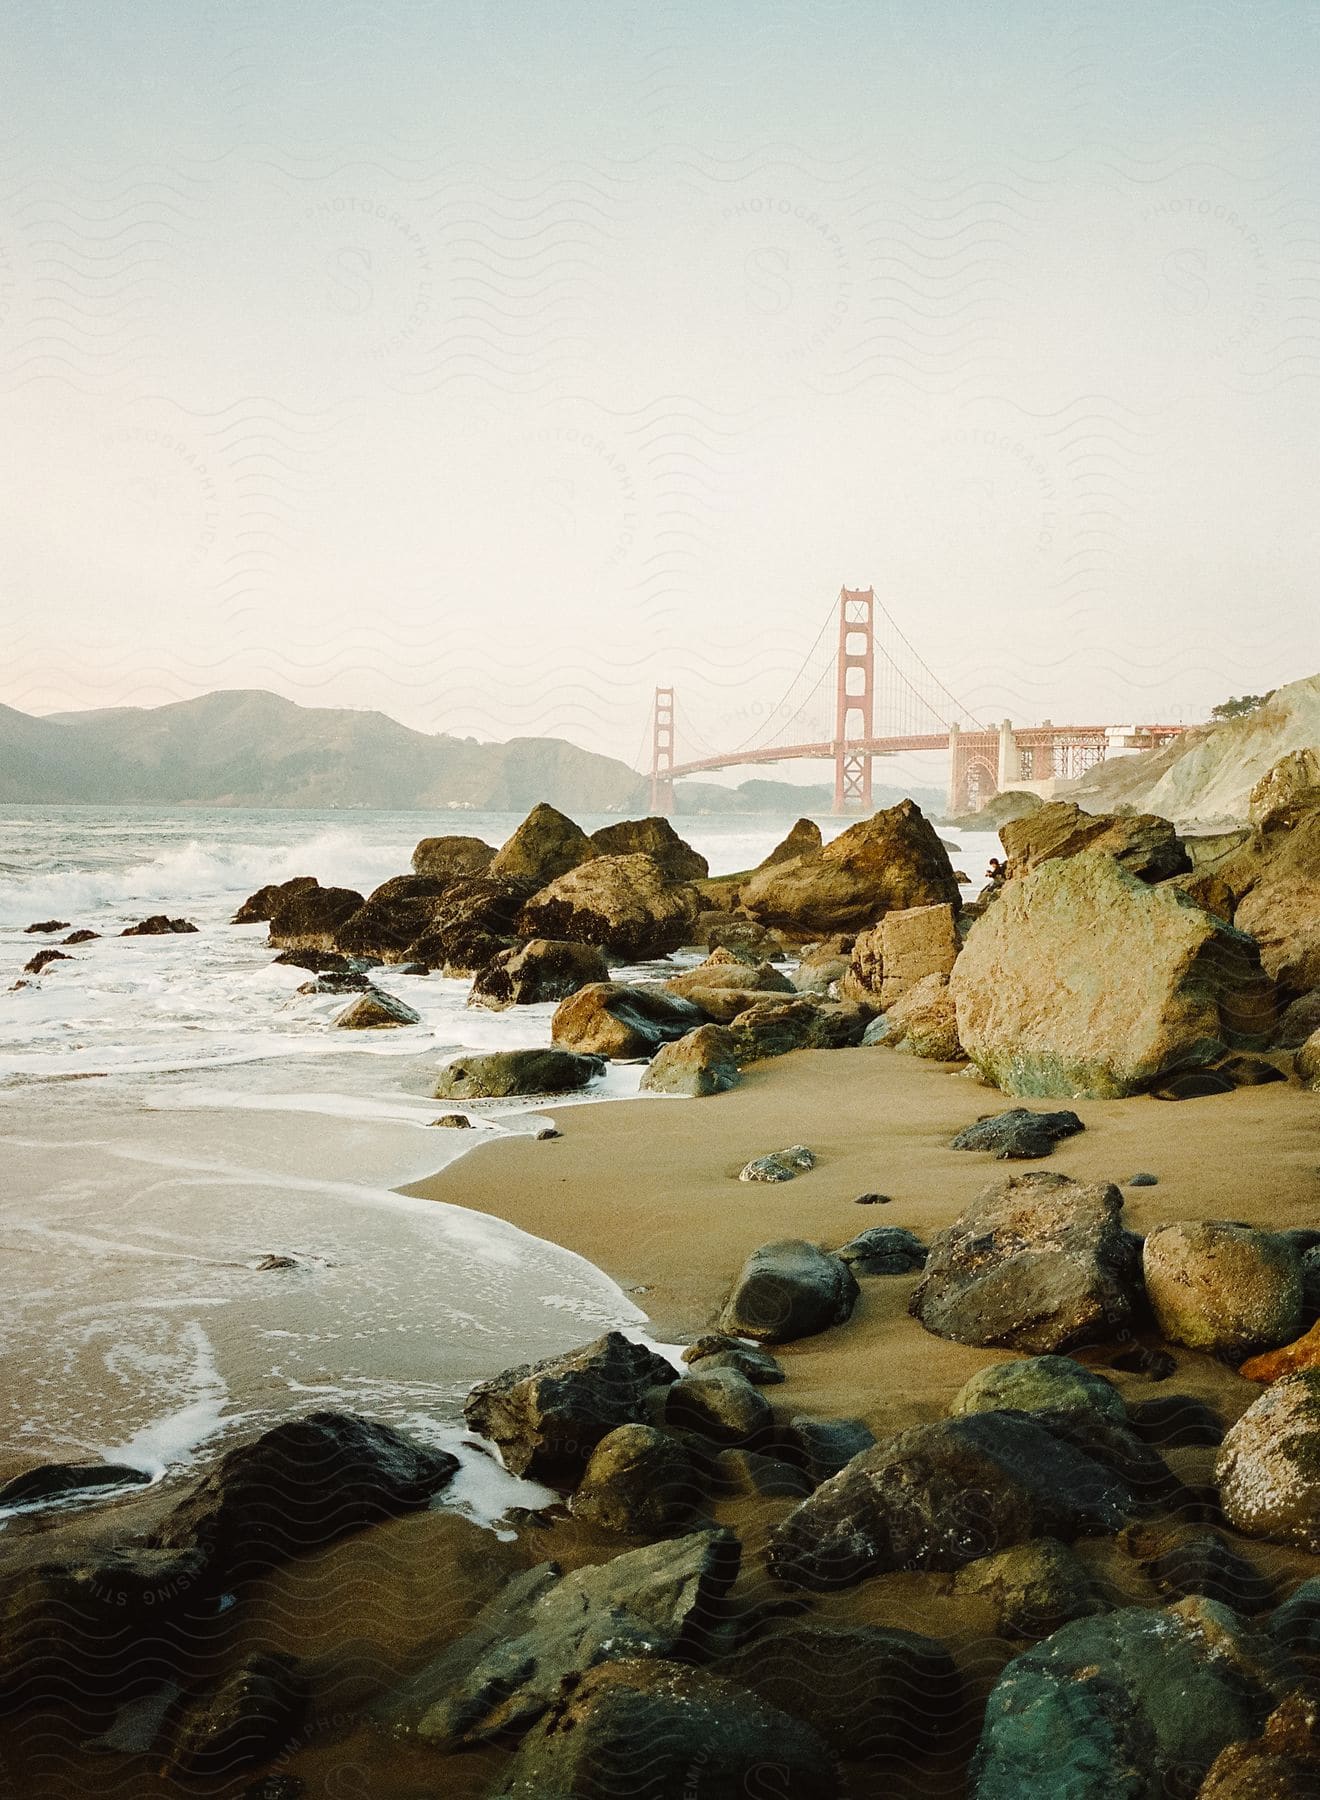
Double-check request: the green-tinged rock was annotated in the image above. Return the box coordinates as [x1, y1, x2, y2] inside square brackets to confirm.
[954, 1538, 1105, 1638]
[567, 1425, 703, 1535]
[1217, 1371, 1320, 1553]
[1143, 1222, 1304, 1355]
[952, 1356, 1126, 1427]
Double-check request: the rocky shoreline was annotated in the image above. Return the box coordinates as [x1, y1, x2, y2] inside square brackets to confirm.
[5, 776, 1320, 1797]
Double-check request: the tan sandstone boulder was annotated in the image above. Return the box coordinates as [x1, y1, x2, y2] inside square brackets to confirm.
[410, 835, 495, 880]
[1296, 1028, 1320, 1087]
[739, 801, 959, 937]
[951, 850, 1276, 1099]
[877, 902, 959, 1007]
[1217, 1371, 1320, 1552]
[873, 972, 963, 1060]
[1000, 800, 1191, 884]
[518, 855, 700, 960]
[1142, 1222, 1304, 1356]
[588, 817, 708, 882]
[1217, 806, 1320, 1000]
[489, 803, 597, 887]
[1248, 747, 1320, 825]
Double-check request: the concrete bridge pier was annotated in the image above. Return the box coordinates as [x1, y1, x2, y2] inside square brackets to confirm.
[997, 719, 1022, 790]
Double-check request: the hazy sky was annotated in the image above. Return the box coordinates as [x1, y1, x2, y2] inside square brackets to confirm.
[2, 1, 1317, 785]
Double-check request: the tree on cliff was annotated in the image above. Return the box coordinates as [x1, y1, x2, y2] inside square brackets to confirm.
[1210, 693, 1272, 721]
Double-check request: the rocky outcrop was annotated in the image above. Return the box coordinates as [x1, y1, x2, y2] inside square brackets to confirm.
[665, 955, 795, 1020]
[638, 1023, 741, 1096]
[494, 1658, 838, 1800]
[433, 1047, 603, 1099]
[588, 816, 708, 881]
[1217, 1371, 1320, 1551]
[551, 980, 705, 1057]
[121, 915, 198, 936]
[756, 817, 823, 868]
[951, 851, 1276, 1098]
[332, 986, 422, 1028]
[232, 875, 316, 924]
[1217, 806, 1320, 999]
[518, 854, 701, 960]
[469, 938, 609, 1009]
[740, 800, 960, 936]
[410, 834, 495, 879]
[462, 1330, 677, 1480]
[267, 882, 366, 954]
[147, 1412, 457, 1581]
[872, 972, 963, 1059]
[970, 1598, 1295, 1798]
[333, 876, 447, 961]
[767, 1411, 1135, 1590]
[568, 1426, 703, 1534]
[876, 901, 960, 1006]
[717, 1240, 859, 1344]
[727, 993, 868, 1061]
[1198, 1694, 1320, 1799]
[488, 802, 597, 886]
[909, 1172, 1138, 1353]
[404, 875, 530, 975]
[1001, 800, 1191, 883]
[1249, 747, 1320, 824]
[1143, 1222, 1304, 1355]
[387, 1529, 739, 1748]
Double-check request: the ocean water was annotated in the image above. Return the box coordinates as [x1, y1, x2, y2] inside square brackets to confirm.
[0, 804, 998, 1526]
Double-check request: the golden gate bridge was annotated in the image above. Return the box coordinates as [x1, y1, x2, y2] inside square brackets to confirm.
[647, 586, 1188, 816]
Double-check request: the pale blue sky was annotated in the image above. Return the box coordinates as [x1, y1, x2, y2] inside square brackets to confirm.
[1, 1, 1316, 777]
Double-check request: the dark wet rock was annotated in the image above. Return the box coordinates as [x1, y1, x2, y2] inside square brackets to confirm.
[333, 877, 448, 961]
[429, 1112, 471, 1128]
[710, 1449, 814, 1498]
[462, 1330, 678, 1481]
[1110, 1344, 1178, 1381]
[490, 802, 598, 887]
[23, 948, 71, 974]
[722, 1620, 961, 1760]
[738, 1143, 815, 1183]
[0, 1461, 151, 1508]
[1267, 1576, 1320, 1658]
[1218, 1052, 1289, 1086]
[433, 1046, 603, 1098]
[62, 929, 99, 944]
[332, 986, 422, 1029]
[268, 883, 365, 954]
[1129, 1170, 1159, 1186]
[767, 1411, 1135, 1591]
[718, 1240, 859, 1345]
[147, 1411, 457, 1582]
[740, 800, 960, 937]
[589, 816, 708, 882]
[835, 1225, 927, 1274]
[951, 1107, 1085, 1159]
[163, 1652, 307, 1779]
[410, 834, 495, 880]
[727, 992, 868, 1061]
[968, 1598, 1296, 1800]
[271, 947, 350, 973]
[1143, 1221, 1304, 1355]
[23, 918, 70, 933]
[551, 980, 704, 1058]
[681, 1336, 784, 1385]
[519, 854, 701, 960]
[664, 1368, 772, 1447]
[778, 1416, 877, 1486]
[470, 938, 609, 1010]
[952, 1356, 1126, 1427]
[1276, 988, 1320, 1049]
[232, 877, 317, 925]
[854, 1190, 893, 1204]
[402, 874, 531, 975]
[1151, 1066, 1238, 1099]
[639, 1022, 741, 1096]
[254, 1254, 298, 1270]
[910, 1172, 1139, 1353]
[385, 1528, 739, 1748]
[121, 915, 198, 936]
[493, 1657, 838, 1800]
[1133, 1529, 1272, 1614]
[296, 970, 370, 995]
[954, 1537, 1105, 1638]
[568, 1425, 703, 1534]
[1217, 1371, 1320, 1552]
[1126, 1395, 1223, 1449]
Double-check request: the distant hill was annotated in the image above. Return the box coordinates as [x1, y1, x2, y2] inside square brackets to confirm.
[0, 689, 949, 817]
[1068, 673, 1320, 825]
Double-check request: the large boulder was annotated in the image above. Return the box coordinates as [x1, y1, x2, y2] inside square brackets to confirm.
[951, 851, 1276, 1098]
[756, 817, 823, 868]
[469, 938, 609, 1010]
[664, 1367, 773, 1446]
[1217, 808, 1320, 1000]
[1249, 748, 1320, 825]
[267, 881, 365, 953]
[638, 1023, 741, 1096]
[494, 1658, 839, 1800]
[410, 834, 495, 879]
[163, 1651, 307, 1779]
[589, 816, 708, 881]
[333, 986, 422, 1028]
[717, 1240, 859, 1344]
[954, 1538, 1105, 1639]
[740, 800, 960, 936]
[462, 1330, 677, 1480]
[551, 980, 706, 1057]
[519, 854, 701, 960]
[489, 802, 597, 886]
[969, 1598, 1296, 1799]
[232, 874, 316, 925]
[872, 971, 963, 1059]
[877, 901, 960, 1006]
[333, 875, 447, 960]
[1198, 1693, 1320, 1799]
[766, 1411, 1135, 1591]
[1217, 1371, 1320, 1552]
[721, 1621, 961, 1760]
[386, 1529, 739, 1747]
[433, 1048, 604, 1099]
[146, 1412, 457, 1583]
[1000, 800, 1192, 883]
[568, 1425, 703, 1534]
[909, 1171, 1138, 1353]
[665, 956, 795, 1020]
[727, 993, 868, 1061]
[952, 1356, 1127, 1427]
[1143, 1222, 1304, 1356]
[404, 876, 530, 975]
